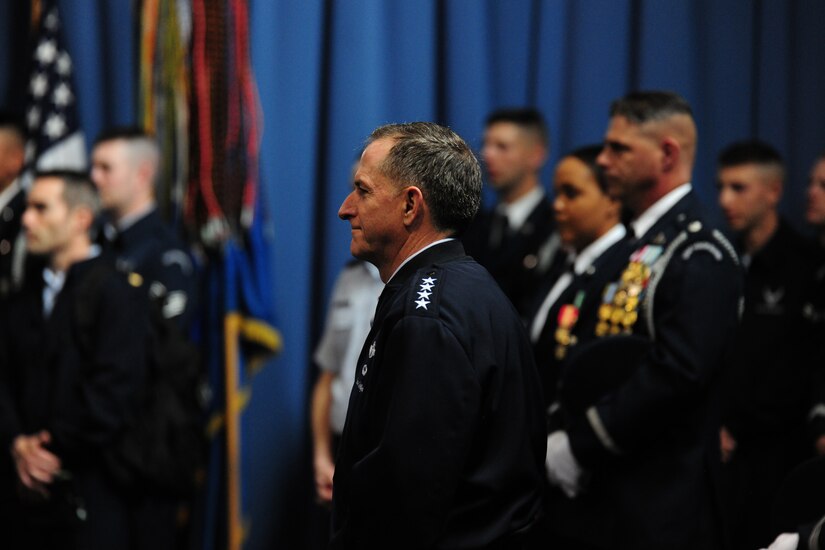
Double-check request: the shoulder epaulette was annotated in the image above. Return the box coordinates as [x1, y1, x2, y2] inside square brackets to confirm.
[406, 267, 444, 317]
[643, 219, 739, 338]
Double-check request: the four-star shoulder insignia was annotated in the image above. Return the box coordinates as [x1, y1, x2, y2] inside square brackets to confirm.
[413, 276, 438, 310]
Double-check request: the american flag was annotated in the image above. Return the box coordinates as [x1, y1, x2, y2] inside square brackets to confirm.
[23, 0, 86, 182]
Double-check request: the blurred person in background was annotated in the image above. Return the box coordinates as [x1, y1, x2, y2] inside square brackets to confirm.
[463, 108, 563, 317]
[715, 140, 821, 550]
[0, 111, 28, 299]
[0, 171, 147, 549]
[527, 144, 630, 549]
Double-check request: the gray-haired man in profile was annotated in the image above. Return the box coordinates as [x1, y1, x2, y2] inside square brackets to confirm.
[331, 122, 546, 549]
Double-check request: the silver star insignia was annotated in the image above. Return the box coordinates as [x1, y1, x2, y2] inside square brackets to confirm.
[419, 283, 434, 291]
[421, 277, 437, 285]
[417, 290, 432, 299]
[415, 298, 429, 310]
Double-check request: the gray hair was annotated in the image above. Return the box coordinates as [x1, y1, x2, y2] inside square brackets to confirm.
[368, 122, 481, 236]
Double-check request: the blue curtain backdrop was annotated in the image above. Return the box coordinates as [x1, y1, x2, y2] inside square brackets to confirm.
[2, 1, 825, 547]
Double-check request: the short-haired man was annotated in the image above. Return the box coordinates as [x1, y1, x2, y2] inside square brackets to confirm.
[805, 151, 825, 248]
[0, 171, 147, 549]
[542, 91, 742, 549]
[717, 140, 822, 550]
[332, 122, 545, 549]
[90, 127, 197, 549]
[0, 113, 28, 531]
[805, 151, 825, 463]
[0, 112, 28, 298]
[463, 108, 561, 316]
[90, 127, 195, 330]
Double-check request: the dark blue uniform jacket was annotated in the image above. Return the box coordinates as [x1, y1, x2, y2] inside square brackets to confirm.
[331, 240, 545, 550]
[560, 191, 743, 550]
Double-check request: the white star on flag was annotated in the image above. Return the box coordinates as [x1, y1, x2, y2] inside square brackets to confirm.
[27, 107, 41, 128]
[53, 83, 72, 107]
[44, 114, 66, 139]
[56, 52, 72, 75]
[36, 39, 58, 65]
[415, 299, 429, 310]
[30, 73, 48, 98]
[44, 10, 59, 30]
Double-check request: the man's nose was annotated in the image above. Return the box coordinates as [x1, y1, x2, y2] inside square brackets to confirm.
[718, 188, 732, 209]
[21, 206, 34, 228]
[596, 148, 609, 168]
[553, 195, 564, 214]
[338, 192, 354, 220]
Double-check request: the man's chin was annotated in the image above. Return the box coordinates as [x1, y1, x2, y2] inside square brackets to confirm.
[349, 244, 367, 261]
[805, 210, 825, 227]
[25, 246, 48, 257]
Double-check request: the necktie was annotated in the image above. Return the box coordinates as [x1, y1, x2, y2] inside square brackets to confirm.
[489, 211, 509, 250]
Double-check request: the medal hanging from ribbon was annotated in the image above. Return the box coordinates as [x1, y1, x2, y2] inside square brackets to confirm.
[596, 245, 662, 337]
[554, 290, 586, 360]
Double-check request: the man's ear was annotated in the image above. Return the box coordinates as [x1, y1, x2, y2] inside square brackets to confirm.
[528, 142, 548, 171]
[767, 177, 783, 207]
[661, 137, 681, 173]
[136, 158, 156, 190]
[72, 206, 95, 234]
[402, 185, 425, 226]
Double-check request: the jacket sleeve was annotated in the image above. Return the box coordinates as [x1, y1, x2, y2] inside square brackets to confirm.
[0, 306, 22, 453]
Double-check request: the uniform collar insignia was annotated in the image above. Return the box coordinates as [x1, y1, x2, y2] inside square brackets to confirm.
[762, 287, 785, 309]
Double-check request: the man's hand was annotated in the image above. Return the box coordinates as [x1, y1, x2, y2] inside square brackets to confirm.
[815, 434, 825, 456]
[720, 426, 737, 463]
[314, 454, 335, 504]
[759, 532, 799, 550]
[545, 430, 582, 498]
[11, 431, 61, 496]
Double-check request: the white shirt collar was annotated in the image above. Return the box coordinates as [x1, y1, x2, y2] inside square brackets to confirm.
[362, 261, 382, 283]
[497, 186, 545, 231]
[630, 183, 692, 240]
[41, 245, 102, 317]
[42, 245, 102, 289]
[386, 238, 456, 284]
[0, 178, 22, 211]
[572, 223, 627, 275]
